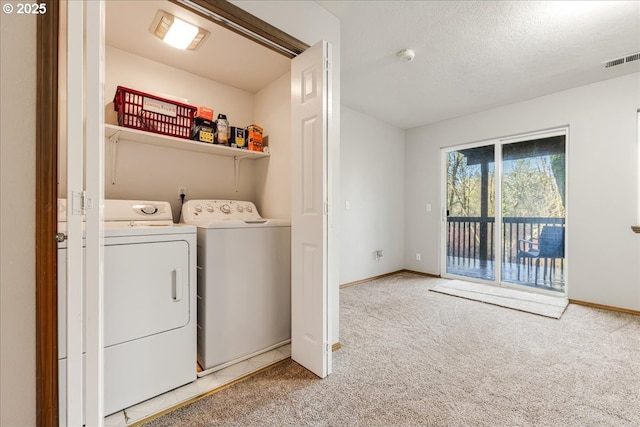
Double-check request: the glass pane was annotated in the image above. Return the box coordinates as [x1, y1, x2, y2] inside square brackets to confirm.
[446, 145, 495, 281]
[501, 136, 566, 292]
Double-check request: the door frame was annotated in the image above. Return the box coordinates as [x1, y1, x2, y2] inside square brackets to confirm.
[440, 127, 569, 296]
[35, 1, 311, 425]
[35, 1, 60, 425]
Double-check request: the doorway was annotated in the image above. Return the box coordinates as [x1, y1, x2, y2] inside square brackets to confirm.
[443, 129, 567, 294]
[37, 1, 335, 425]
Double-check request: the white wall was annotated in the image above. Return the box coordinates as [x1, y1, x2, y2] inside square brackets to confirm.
[405, 73, 640, 311]
[340, 107, 405, 284]
[0, 11, 37, 427]
[232, 0, 343, 345]
[254, 72, 292, 219]
[104, 46, 263, 221]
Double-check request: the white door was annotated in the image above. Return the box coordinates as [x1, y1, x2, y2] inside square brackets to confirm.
[64, 2, 85, 425]
[64, 0, 106, 425]
[290, 40, 332, 378]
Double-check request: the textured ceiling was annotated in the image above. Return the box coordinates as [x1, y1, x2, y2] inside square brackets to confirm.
[318, 1, 640, 129]
[106, 1, 640, 129]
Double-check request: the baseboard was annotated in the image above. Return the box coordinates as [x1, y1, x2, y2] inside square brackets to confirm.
[400, 269, 441, 278]
[332, 342, 342, 352]
[339, 270, 405, 288]
[569, 299, 640, 316]
[339, 270, 440, 289]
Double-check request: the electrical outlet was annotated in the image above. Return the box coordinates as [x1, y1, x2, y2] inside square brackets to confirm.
[415, 253, 421, 261]
[178, 187, 187, 200]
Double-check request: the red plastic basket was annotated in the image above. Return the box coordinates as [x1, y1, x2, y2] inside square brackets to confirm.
[113, 86, 196, 139]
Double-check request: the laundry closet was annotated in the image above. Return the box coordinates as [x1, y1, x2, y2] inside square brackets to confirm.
[103, 0, 295, 401]
[103, 0, 293, 219]
[57, 0, 334, 423]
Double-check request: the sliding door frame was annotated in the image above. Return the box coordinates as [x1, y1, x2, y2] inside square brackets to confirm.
[440, 127, 569, 297]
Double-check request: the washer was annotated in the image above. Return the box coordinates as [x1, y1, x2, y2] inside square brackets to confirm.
[57, 199, 197, 422]
[180, 199, 291, 373]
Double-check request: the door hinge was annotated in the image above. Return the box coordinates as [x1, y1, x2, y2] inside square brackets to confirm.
[323, 201, 329, 215]
[72, 190, 93, 215]
[324, 58, 330, 71]
[325, 342, 330, 354]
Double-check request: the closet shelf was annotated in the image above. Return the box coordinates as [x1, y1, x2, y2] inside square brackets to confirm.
[105, 124, 270, 160]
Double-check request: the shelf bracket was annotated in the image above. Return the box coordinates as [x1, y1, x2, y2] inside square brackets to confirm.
[234, 156, 241, 192]
[108, 130, 120, 185]
[108, 130, 121, 144]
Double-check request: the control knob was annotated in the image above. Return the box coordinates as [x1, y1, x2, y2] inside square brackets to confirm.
[220, 204, 231, 214]
[140, 205, 158, 215]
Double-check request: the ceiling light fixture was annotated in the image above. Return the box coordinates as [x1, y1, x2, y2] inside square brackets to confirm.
[397, 48, 416, 62]
[150, 10, 210, 50]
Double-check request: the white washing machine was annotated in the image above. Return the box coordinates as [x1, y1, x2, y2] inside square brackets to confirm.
[57, 199, 197, 423]
[180, 199, 291, 373]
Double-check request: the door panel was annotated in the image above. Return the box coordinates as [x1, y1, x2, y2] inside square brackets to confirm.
[65, 1, 86, 424]
[57, 239, 191, 424]
[445, 145, 496, 281]
[103, 241, 190, 346]
[501, 135, 566, 292]
[291, 40, 330, 378]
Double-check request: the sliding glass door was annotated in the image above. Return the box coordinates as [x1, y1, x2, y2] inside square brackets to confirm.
[443, 130, 567, 294]
[445, 144, 495, 281]
[501, 134, 566, 292]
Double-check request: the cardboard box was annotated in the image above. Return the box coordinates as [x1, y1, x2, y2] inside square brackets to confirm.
[247, 124, 263, 152]
[195, 106, 214, 121]
[229, 126, 246, 149]
[191, 117, 215, 144]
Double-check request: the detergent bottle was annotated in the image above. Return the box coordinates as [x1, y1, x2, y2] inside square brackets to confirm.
[215, 113, 229, 146]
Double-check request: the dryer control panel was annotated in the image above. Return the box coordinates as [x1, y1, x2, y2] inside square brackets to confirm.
[181, 200, 262, 222]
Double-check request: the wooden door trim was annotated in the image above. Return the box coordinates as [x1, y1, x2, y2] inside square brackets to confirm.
[36, 1, 59, 426]
[170, 0, 309, 58]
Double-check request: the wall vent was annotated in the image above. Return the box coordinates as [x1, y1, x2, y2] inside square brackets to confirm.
[602, 52, 640, 69]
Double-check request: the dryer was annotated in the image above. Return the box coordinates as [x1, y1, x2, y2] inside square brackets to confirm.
[180, 199, 291, 373]
[57, 199, 197, 422]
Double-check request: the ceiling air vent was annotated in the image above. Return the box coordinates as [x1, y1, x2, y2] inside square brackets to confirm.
[602, 52, 640, 69]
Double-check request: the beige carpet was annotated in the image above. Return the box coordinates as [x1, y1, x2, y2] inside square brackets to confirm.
[430, 279, 569, 318]
[142, 273, 640, 427]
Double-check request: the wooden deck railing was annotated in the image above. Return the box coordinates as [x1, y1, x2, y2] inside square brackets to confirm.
[446, 216, 565, 265]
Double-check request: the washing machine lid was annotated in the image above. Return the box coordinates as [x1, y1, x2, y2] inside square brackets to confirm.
[181, 199, 291, 228]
